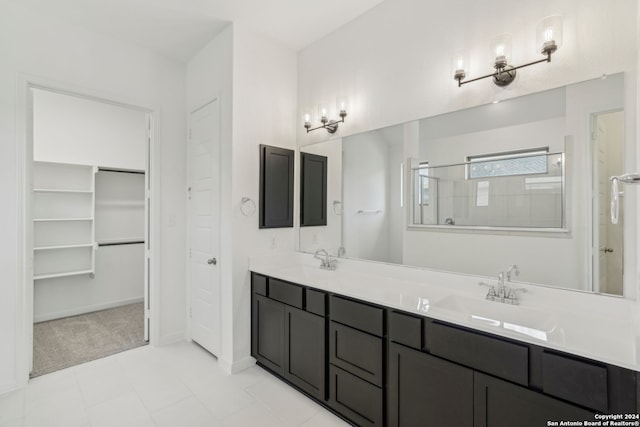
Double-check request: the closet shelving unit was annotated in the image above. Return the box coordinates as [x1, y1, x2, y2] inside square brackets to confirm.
[32, 161, 97, 280]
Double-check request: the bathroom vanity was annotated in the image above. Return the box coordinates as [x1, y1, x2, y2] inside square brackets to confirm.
[250, 252, 640, 427]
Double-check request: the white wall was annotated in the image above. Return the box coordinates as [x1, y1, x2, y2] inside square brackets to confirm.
[298, 0, 637, 139]
[187, 23, 298, 371]
[343, 131, 390, 262]
[1, 4, 187, 393]
[231, 24, 298, 368]
[33, 89, 147, 169]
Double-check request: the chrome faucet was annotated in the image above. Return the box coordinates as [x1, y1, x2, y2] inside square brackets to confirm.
[479, 265, 526, 305]
[506, 264, 520, 282]
[314, 249, 337, 271]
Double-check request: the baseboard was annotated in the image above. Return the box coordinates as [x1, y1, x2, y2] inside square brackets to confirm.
[157, 331, 186, 346]
[34, 297, 144, 323]
[0, 379, 18, 397]
[219, 355, 256, 374]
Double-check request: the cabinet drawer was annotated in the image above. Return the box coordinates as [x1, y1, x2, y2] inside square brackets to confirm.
[330, 295, 384, 337]
[329, 365, 383, 427]
[251, 272, 267, 296]
[268, 278, 303, 309]
[306, 289, 326, 316]
[330, 321, 383, 386]
[428, 321, 529, 386]
[388, 311, 423, 350]
[542, 351, 608, 412]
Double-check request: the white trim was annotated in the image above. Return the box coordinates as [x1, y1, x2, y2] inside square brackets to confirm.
[16, 74, 160, 387]
[0, 380, 19, 396]
[218, 356, 256, 374]
[158, 331, 186, 346]
[34, 297, 144, 323]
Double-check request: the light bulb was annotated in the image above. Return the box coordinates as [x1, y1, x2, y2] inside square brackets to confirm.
[490, 34, 512, 68]
[537, 15, 562, 55]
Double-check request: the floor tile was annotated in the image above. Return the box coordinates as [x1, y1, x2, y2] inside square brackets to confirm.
[152, 396, 220, 427]
[300, 409, 352, 427]
[131, 370, 193, 412]
[24, 386, 88, 427]
[86, 392, 153, 427]
[221, 400, 288, 427]
[10, 341, 348, 427]
[0, 418, 25, 427]
[74, 358, 135, 407]
[187, 376, 255, 419]
[0, 389, 24, 425]
[24, 368, 77, 404]
[245, 378, 322, 426]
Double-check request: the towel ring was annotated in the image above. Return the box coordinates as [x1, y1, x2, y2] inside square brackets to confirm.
[240, 197, 256, 216]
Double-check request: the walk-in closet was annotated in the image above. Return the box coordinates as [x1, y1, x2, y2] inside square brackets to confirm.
[30, 88, 150, 377]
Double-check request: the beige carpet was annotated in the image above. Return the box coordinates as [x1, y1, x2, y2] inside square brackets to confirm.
[32, 302, 147, 378]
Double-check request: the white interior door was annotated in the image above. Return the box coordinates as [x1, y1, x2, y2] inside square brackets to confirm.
[188, 99, 221, 356]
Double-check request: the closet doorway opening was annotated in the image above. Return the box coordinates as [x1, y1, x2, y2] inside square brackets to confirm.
[27, 87, 153, 378]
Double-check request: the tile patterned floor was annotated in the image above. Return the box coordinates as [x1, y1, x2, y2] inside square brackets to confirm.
[0, 341, 351, 427]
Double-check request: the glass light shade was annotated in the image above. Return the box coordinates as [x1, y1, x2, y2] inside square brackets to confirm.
[318, 104, 329, 123]
[303, 112, 311, 126]
[451, 51, 469, 81]
[537, 15, 563, 55]
[490, 33, 512, 68]
[336, 98, 349, 114]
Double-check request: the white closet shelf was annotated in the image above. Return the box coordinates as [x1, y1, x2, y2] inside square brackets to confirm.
[33, 188, 93, 194]
[33, 217, 93, 222]
[34, 243, 94, 251]
[34, 269, 94, 280]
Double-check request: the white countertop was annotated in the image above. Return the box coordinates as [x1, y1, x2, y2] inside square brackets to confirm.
[249, 251, 640, 372]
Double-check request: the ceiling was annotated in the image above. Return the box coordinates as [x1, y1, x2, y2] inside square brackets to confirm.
[13, 0, 385, 62]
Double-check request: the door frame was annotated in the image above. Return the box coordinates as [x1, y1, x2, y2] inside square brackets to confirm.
[15, 74, 160, 385]
[588, 108, 632, 296]
[186, 97, 222, 354]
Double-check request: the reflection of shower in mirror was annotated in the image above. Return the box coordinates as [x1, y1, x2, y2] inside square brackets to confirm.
[610, 173, 640, 224]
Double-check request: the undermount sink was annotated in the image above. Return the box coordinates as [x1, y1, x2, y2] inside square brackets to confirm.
[432, 294, 558, 341]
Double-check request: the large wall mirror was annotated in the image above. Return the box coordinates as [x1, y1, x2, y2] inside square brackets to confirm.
[299, 73, 636, 297]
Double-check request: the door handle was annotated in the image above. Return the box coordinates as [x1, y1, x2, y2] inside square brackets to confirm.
[207, 258, 217, 265]
[603, 248, 613, 253]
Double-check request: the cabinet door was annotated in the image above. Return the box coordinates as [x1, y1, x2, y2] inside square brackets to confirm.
[259, 144, 294, 228]
[300, 152, 327, 227]
[388, 342, 473, 427]
[474, 372, 595, 427]
[284, 306, 326, 401]
[251, 294, 285, 375]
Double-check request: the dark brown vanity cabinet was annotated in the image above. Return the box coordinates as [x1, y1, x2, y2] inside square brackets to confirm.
[251, 273, 639, 427]
[251, 273, 326, 401]
[259, 145, 294, 228]
[474, 372, 594, 427]
[387, 310, 639, 427]
[328, 296, 386, 427]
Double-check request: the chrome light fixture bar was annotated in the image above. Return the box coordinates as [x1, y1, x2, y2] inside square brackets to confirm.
[454, 15, 562, 88]
[303, 100, 348, 134]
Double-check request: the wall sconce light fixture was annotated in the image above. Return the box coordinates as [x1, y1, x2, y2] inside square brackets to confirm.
[303, 99, 348, 134]
[454, 15, 562, 88]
